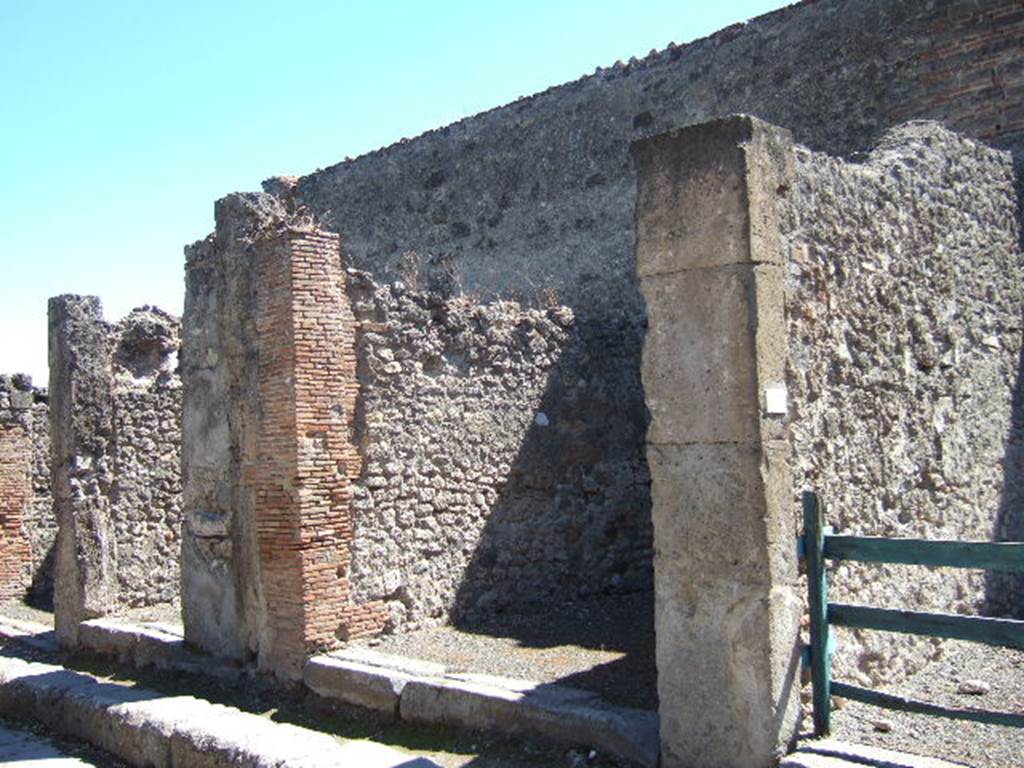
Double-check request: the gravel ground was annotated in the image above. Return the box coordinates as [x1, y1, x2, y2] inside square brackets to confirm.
[0, 598, 55, 627]
[0, 599, 181, 629]
[825, 639, 1024, 768]
[356, 591, 657, 711]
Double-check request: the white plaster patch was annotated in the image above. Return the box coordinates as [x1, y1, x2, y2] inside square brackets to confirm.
[763, 384, 788, 416]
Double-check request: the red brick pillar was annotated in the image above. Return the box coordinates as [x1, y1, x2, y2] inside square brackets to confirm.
[246, 227, 385, 677]
[0, 384, 33, 600]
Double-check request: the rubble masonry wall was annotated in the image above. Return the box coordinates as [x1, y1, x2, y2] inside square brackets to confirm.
[0, 375, 53, 603]
[786, 122, 1024, 685]
[181, 195, 620, 668]
[48, 296, 181, 645]
[346, 270, 626, 633]
[0, 377, 36, 601]
[263, 1, 1022, 633]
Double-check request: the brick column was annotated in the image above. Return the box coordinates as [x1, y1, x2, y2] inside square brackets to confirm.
[181, 199, 385, 679]
[0, 379, 34, 600]
[246, 228, 386, 677]
[48, 295, 117, 647]
[632, 116, 802, 768]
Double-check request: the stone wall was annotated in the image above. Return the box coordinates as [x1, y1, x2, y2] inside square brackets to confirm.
[110, 309, 183, 607]
[346, 270, 638, 633]
[785, 122, 1024, 684]
[633, 114, 1022, 764]
[26, 388, 54, 602]
[48, 296, 181, 645]
[0, 375, 54, 604]
[251, 2, 1022, 628]
[182, 194, 637, 670]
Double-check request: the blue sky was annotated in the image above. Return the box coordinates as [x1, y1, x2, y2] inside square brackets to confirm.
[0, 0, 788, 383]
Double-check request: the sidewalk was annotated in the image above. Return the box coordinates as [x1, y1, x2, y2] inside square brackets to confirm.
[0, 722, 105, 767]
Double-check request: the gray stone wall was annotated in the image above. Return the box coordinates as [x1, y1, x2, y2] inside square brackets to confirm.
[26, 384, 54, 602]
[181, 193, 653, 654]
[785, 122, 1024, 685]
[251, 2, 1021, 626]
[110, 308, 182, 607]
[48, 296, 181, 645]
[346, 269, 649, 632]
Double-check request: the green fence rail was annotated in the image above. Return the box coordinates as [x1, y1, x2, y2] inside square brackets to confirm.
[800, 490, 1024, 736]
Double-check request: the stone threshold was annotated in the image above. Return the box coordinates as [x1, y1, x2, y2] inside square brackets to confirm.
[305, 648, 660, 768]
[0, 615, 658, 767]
[1, 617, 968, 768]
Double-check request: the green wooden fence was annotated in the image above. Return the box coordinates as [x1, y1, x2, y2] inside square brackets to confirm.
[800, 490, 1024, 736]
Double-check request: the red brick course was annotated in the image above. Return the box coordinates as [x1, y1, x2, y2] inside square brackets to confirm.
[246, 227, 385, 676]
[0, 422, 32, 601]
[898, 2, 1024, 143]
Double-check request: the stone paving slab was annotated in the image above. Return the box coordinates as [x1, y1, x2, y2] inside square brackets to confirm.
[305, 656, 413, 716]
[329, 647, 446, 678]
[0, 656, 439, 768]
[307, 650, 660, 768]
[77, 619, 243, 680]
[0, 722, 101, 766]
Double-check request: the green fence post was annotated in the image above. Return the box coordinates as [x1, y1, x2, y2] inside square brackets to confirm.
[804, 490, 831, 736]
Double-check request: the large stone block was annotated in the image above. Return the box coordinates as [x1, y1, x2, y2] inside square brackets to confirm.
[48, 295, 117, 648]
[642, 263, 785, 445]
[650, 440, 801, 768]
[633, 115, 793, 277]
[400, 676, 659, 768]
[304, 656, 413, 716]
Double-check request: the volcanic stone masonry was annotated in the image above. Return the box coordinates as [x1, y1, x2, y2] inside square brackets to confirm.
[0, 375, 49, 602]
[174, 0, 1024, 679]
[254, 0, 1022, 658]
[48, 296, 182, 647]
[345, 267, 629, 634]
[180, 193, 631, 674]
[275, 0, 1022, 543]
[635, 114, 1023, 768]
[785, 120, 1024, 684]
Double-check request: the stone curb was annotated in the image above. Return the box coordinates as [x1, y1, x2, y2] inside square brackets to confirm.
[0, 722, 98, 766]
[307, 649, 660, 768]
[76, 618, 244, 680]
[0, 655, 439, 768]
[2, 617, 658, 767]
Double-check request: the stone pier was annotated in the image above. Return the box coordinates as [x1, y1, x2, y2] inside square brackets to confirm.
[182, 196, 385, 679]
[633, 115, 802, 768]
[48, 296, 117, 647]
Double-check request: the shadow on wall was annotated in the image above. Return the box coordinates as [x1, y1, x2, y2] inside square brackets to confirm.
[448, 316, 657, 710]
[26, 544, 55, 611]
